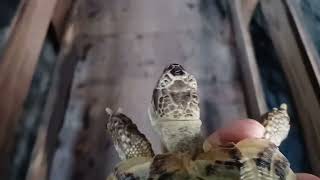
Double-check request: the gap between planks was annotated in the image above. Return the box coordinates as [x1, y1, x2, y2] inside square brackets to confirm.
[52, 0, 75, 43]
[228, 0, 268, 119]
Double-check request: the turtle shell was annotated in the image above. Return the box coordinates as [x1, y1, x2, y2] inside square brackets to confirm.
[107, 138, 296, 180]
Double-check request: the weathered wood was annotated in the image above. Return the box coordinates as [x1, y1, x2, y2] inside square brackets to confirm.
[284, 0, 320, 92]
[49, 97, 87, 180]
[52, 0, 75, 42]
[0, 0, 57, 177]
[260, 0, 320, 175]
[241, 0, 259, 26]
[25, 4, 80, 180]
[25, 40, 80, 180]
[48, 0, 248, 179]
[229, 0, 268, 119]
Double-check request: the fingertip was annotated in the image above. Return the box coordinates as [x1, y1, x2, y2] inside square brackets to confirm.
[206, 119, 265, 145]
[205, 120, 320, 180]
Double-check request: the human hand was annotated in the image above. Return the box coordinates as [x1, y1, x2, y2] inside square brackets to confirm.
[204, 119, 320, 180]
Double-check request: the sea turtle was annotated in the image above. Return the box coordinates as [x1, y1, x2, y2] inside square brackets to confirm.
[105, 64, 295, 179]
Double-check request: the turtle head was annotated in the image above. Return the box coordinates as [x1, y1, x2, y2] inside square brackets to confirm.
[149, 64, 203, 154]
[152, 63, 199, 120]
[156, 64, 197, 90]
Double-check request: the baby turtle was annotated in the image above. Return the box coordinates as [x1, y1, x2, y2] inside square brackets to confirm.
[105, 64, 295, 180]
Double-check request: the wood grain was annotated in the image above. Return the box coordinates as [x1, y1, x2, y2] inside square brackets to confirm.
[240, 0, 259, 26]
[284, 0, 320, 94]
[260, 0, 320, 175]
[52, 0, 75, 42]
[25, 28, 80, 180]
[0, 0, 57, 177]
[47, 0, 248, 179]
[229, 0, 268, 119]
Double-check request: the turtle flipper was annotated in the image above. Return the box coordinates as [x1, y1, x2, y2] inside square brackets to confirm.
[105, 108, 154, 160]
[261, 104, 290, 146]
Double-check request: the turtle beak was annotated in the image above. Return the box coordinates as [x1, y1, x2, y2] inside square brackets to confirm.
[164, 63, 185, 76]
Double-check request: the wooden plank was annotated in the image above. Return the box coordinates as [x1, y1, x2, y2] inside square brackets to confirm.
[229, 0, 268, 119]
[25, 2, 80, 178]
[284, 0, 320, 92]
[260, 0, 320, 175]
[0, 0, 58, 177]
[47, 0, 248, 179]
[51, 0, 74, 42]
[241, 0, 259, 26]
[25, 34, 80, 180]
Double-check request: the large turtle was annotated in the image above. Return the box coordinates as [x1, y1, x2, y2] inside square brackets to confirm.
[105, 64, 295, 180]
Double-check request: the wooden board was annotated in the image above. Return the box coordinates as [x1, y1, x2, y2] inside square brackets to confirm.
[47, 0, 248, 179]
[229, 0, 268, 119]
[0, 0, 57, 177]
[284, 0, 320, 94]
[52, 0, 74, 42]
[260, 0, 320, 175]
[25, 27, 80, 180]
[240, 0, 259, 26]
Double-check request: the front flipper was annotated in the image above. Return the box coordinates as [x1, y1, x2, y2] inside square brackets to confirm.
[105, 108, 154, 160]
[261, 104, 290, 146]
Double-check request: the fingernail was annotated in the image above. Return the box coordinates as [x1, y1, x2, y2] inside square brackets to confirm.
[203, 139, 212, 152]
[203, 133, 221, 152]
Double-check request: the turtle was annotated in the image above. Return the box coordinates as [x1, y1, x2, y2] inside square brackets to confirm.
[105, 64, 295, 180]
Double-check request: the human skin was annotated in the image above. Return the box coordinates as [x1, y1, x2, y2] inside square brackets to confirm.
[205, 120, 320, 180]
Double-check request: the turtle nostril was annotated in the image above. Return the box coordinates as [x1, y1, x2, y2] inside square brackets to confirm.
[163, 64, 185, 75]
[170, 66, 185, 76]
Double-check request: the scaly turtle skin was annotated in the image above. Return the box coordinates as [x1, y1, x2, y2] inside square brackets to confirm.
[105, 64, 295, 180]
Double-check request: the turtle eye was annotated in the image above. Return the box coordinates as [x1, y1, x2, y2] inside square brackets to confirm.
[159, 75, 171, 87]
[187, 75, 197, 88]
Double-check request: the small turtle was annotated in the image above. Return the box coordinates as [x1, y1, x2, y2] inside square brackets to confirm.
[105, 64, 295, 180]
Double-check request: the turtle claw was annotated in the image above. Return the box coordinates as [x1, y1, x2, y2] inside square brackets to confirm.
[105, 107, 113, 115]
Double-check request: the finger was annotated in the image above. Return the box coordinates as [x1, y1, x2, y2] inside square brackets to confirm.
[208, 119, 265, 144]
[297, 173, 320, 180]
[203, 119, 265, 151]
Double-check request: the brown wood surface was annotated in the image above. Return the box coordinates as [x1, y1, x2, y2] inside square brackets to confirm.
[229, 0, 268, 119]
[25, 17, 80, 180]
[260, 0, 320, 175]
[52, 0, 75, 42]
[240, 0, 259, 26]
[284, 0, 320, 92]
[0, 0, 57, 177]
[47, 0, 248, 179]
